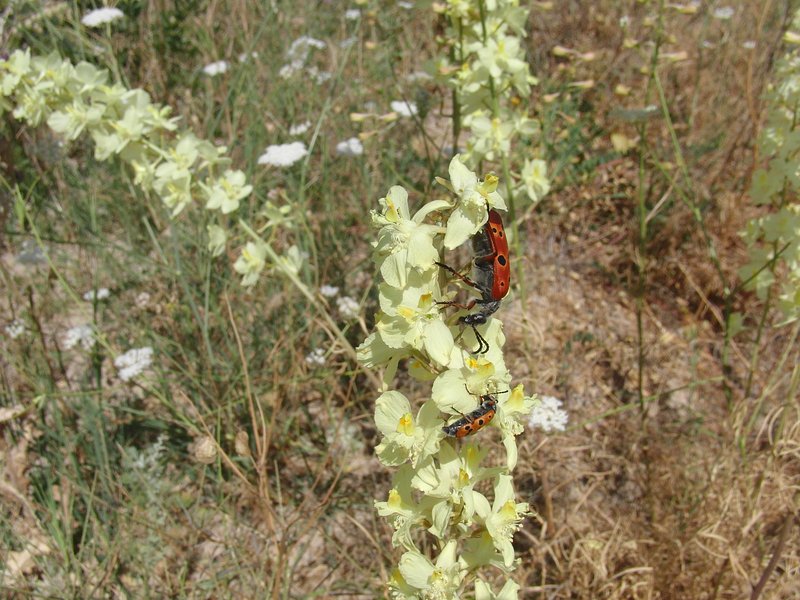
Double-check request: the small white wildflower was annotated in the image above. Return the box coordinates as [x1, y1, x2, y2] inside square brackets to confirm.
[336, 295, 360, 319]
[397, 1, 413, 9]
[712, 6, 734, 19]
[308, 67, 332, 84]
[238, 51, 258, 62]
[289, 121, 311, 136]
[202, 60, 229, 76]
[742, 40, 756, 50]
[619, 15, 630, 28]
[257, 142, 308, 167]
[390, 100, 418, 117]
[305, 347, 327, 366]
[320, 284, 340, 297]
[336, 137, 364, 157]
[279, 61, 303, 79]
[287, 36, 327, 63]
[5, 319, 25, 339]
[114, 347, 154, 381]
[345, 8, 361, 20]
[528, 395, 569, 433]
[63, 324, 94, 350]
[81, 7, 124, 27]
[293, 36, 326, 51]
[83, 288, 110, 301]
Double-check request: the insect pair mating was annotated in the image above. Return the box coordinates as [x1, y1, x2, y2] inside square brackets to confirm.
[437, 209, 511, 438]
[436, 208, 510, 354]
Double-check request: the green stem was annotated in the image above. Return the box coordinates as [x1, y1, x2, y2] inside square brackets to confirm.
[452, 17, 464, 156]
[474, 0, 528, 340]
[634, 0, 665, 417]
[744, 284, 773, 399]
[652, 73, 727, 289]
[635, 129, 647, 417]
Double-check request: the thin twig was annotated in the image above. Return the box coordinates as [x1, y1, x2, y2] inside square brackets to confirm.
[223, 292, 275, 532]
[750, 513, 794, 600]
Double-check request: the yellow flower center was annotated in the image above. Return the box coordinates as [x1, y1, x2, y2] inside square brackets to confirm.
[397, 413, 414, 436]
[418, 292, 433, 311]
[385, 197, 399, 222]
[388, 488, 402, 509]
[458, 468, 470, 487]
[499, 499, 518, 521]
[480, 173, 499, 195]
[398, 306, 415, 320]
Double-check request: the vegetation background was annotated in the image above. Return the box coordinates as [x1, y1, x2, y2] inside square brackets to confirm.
[1, 0, 798, 598]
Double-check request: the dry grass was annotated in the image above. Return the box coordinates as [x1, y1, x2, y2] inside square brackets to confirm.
[1, 1, 798, 598]
[503, 208, 799, 598]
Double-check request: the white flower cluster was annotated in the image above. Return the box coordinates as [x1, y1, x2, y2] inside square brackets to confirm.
[5, 319, 26, 339]
[335, 136, 364, 157]
[114, 346, 154, 381]
[257, 141, 308, 167]
[336, 295, 361, 319]
[305, 347, 327, 366]
[81, 8, 124, 28]
[435, 0, 550, 205]
[390, 100, 418, 118]
[359, 156, 545, 598]
[528, 395, 568, 432]
[289, 120, 311, 136]
[63, 324, 94, 350]
[83, 287, 110, 301]
[278, 36, 331, 84]
[202, 60, 229, 76]
[740, 10, 800, 324]
[0, 50, 252, 220]
[0, 50, 305, 289]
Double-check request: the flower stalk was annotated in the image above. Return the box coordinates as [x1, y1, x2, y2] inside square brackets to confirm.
[359, 157, 558, 597]
[434, 0, 550, 214]
[739, 12, 800, 329]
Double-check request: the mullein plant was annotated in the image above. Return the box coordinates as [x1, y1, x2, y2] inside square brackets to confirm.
[0, 49, 298, 286]
[1, 48, 548, 598]
[433, 0, 550, 210]
[739, 12, 800, 325]
[358, 156, 540, 598]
